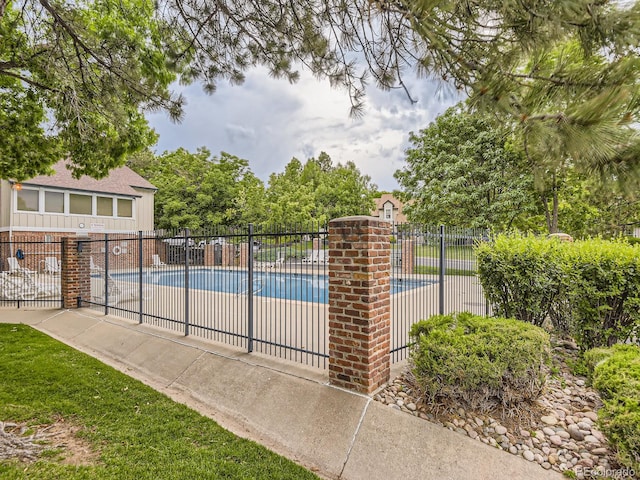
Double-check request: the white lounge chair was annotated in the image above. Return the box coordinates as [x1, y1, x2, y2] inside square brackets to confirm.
[90, 256, 104, 272]
[151, 254, 166, 268]
[0, 270, 59, 299]
[301, 251, 317, 263]
[302, 250, 327, 264]
[6, 257, 35, 274]
[40, 257, 61, 275]
[91, 270, 150, 306]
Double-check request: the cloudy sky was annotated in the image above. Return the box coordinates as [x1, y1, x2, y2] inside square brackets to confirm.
[146, 67, 463, 192]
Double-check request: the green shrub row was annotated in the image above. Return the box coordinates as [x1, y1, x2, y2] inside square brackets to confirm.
[409, 312, 549, 411]
[477, 235, 640, 350]
[584, 344, 640, 472]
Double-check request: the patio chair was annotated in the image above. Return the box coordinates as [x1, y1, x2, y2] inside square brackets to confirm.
[6, 257, 36, 274]
[272, 255, 285, 268]
[301, 251, 318, 263]
[0, 270, 59, 299]
[151, 254, 166, 268]
[91, 270, 150, 306]
[40, 257, 61, 275]
[90, 256, 104, 272]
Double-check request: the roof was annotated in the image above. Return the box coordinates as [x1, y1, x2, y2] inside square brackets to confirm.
[373, 193, 402, 211]
[19, 160, 156, 197]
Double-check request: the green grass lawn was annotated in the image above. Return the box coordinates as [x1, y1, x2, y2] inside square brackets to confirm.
[0, 324, 319, 480]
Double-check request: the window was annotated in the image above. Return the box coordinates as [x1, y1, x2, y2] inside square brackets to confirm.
[44, 191, 64, 213]
[97, 196, 113, 216]
[117, 198, 133, 218]
[384, 204, 393, 221]
[13, 188, 134, 219]
[69, 193, 92, 215]
[16, 189, 39, 212]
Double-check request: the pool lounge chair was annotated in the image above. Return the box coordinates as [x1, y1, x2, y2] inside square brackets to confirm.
[40, 257, 61, 275]
[91, 270, 150, 306]
[0, 270, 60, 300]
[6, 257, 36, 274]
[254, 255, 285, 271]
[90, 256, 104, 272]
[151, 254, 166, 268]
[302, 250, 327, 264]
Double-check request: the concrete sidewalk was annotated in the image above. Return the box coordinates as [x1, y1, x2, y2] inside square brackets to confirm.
[1, 308, 562, 480]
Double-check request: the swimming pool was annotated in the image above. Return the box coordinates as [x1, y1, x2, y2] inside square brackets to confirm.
[115, 269, 435, 303]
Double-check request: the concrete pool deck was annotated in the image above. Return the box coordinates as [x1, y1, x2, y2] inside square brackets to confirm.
[1, 307, 561, 480]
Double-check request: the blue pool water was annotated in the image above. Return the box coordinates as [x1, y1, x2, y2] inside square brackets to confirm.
[115, 269, 435, 303]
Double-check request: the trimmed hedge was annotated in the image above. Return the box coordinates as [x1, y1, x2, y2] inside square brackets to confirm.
[476, 234, 565, 328]
[477, 235, 640, 350]
[565, 239, 640, 349]
[409, 312, 549, 411]
[584, 345, 640, 472]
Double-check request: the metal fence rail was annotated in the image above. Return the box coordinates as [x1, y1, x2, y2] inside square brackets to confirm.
[389, 224, 491, 362]
[81, 224, 330, 367]
[0, 238, 63, 308]
[0, 223, 491, 368]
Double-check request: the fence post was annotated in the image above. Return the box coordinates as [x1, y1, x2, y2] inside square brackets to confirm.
[104, 233, 109, 315]
[247, 223, 254, 353]
[328, 216, 391, 394]
[138, 231, 143, 324]
[184, 228, 190, 336]
[439, 224, 445, 315]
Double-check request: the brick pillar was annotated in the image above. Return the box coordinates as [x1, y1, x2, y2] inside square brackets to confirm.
[60, 237, 91, 308]
[239, 243, 250, 268]
[222, 244, 235, 267]
[328, 216, 391, 394]
[401, 239, 415, 274]
[204, 244, 215, 266]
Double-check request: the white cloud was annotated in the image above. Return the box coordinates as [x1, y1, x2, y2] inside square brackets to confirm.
[146, 67, 462, 191]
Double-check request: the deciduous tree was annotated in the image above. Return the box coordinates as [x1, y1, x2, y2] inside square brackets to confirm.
[395, 105, 536, 229]
[3, 0, 639, 180]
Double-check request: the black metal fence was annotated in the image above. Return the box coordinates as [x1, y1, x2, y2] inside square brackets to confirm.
[0, 237, 63, 308]
[77, 223, 490, 368]
[81, 224, 331, 367]
[389, 225, 491, 362]
[0, 224, 491, 368]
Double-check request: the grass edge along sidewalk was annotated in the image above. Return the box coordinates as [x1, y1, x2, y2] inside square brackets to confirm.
[0, 323, 319, 480]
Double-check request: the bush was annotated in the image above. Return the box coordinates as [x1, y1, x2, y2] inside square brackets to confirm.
[564, 240, 640, 349]
[409, 312, 550, 411]
[477, 235, 640, 349]
[476, 234, 565, 327]
[584, 344, 640, 472]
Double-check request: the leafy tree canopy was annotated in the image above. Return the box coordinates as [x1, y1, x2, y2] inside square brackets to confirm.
[1, 0, 181, 180]
[128, 148, 264, 230]
[395, 105, 537, 230]
[265, 152, 377, 224]
[3, 0, 639, 180]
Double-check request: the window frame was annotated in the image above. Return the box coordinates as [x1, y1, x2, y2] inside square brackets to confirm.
[13, 187, 136, 220]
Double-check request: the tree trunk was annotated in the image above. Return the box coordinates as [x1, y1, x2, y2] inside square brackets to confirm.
[550, 174, 559, 233]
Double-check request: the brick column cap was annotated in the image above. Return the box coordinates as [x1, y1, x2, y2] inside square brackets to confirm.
[329, 215, 391, 225]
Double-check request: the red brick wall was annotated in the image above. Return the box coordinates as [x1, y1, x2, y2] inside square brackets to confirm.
[60, 237, 91, 308]
[328, 216, 391, 394]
